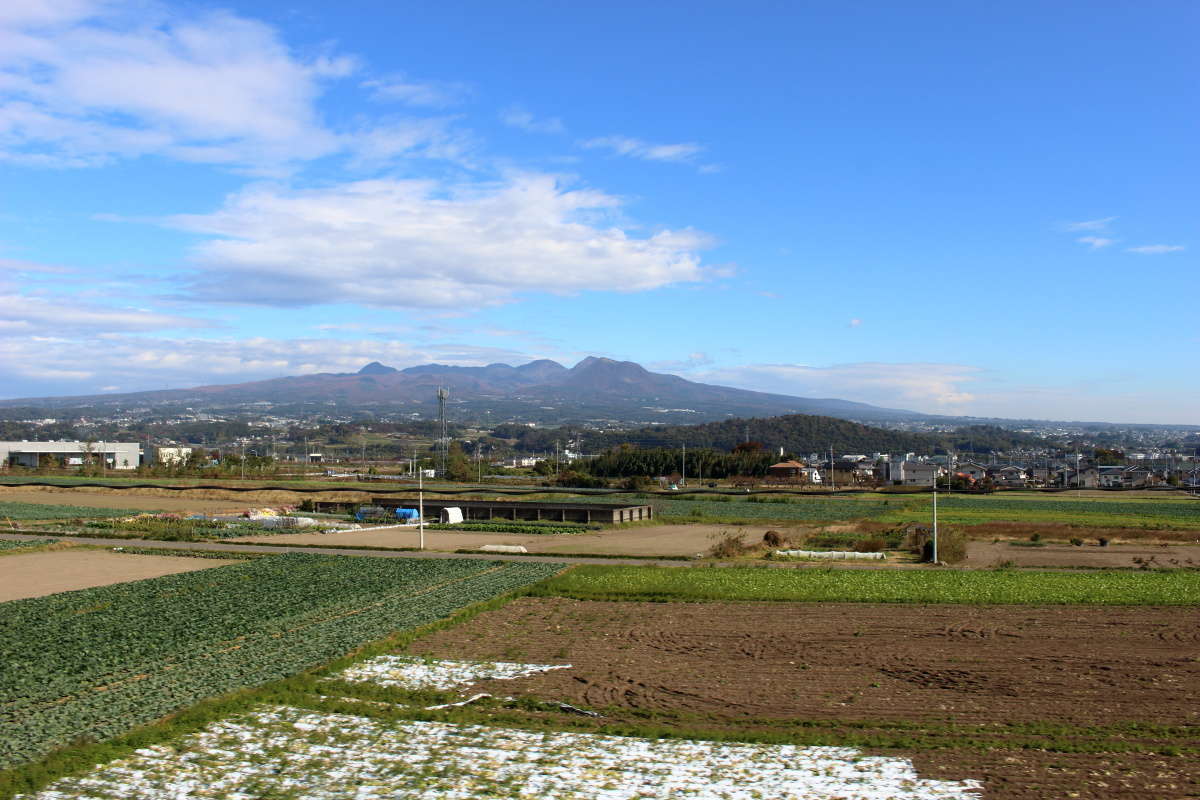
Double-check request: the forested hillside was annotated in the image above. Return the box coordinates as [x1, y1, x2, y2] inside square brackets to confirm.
[498, 418, 1045, 457]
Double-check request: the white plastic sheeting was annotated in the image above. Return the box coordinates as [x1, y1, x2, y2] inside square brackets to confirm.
[331, 656, 571, 690]
[25, 707, 983, 800]
[478, 544, 528, 554]
[775, 550, 887, 560]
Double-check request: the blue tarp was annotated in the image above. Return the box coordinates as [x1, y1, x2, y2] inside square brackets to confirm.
[395, 508, 420, 520]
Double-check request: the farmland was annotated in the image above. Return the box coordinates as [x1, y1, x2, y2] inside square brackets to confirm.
[0, 553, 561, 770]
[14, 569, 1199, 800]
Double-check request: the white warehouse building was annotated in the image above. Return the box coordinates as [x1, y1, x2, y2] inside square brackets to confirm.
[0, 441, 142, 470]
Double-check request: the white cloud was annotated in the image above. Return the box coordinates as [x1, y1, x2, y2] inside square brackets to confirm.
[1125, 244, 1184, 254]
[0, 291, 209, 336]
[700, 362, 981, 410]
[0, 1, 354, 170]
[848, 318, 862, 327]
[168, 173, 715, 308]
[1064, 216, 1116, 232]
[500, 106, 565, 134]
[1076, 236, 1114, 249]
[363, 74, 471, 107]
[581, 135, 704, 163]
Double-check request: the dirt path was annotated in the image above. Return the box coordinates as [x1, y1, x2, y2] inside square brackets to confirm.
[969, 540, 1200, 568]
[0, 549, 239, 602]
[233, 523, 778, 557]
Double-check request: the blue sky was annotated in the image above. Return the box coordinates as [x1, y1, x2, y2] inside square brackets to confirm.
[1, 0, 1196, 423]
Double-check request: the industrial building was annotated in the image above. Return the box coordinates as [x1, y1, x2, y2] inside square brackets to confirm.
[314, 497, 653, 524]
[0, 441, 142, 470]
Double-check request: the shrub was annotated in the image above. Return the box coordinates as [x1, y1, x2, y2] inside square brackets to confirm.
[921, 526, 967, 564]
[853, 537, 887, 553]
[707, 530, 753, 559]
[1070, 538, 1084, 547]
[762, 530, 784, 547]
[1097, 537, 1109, 547]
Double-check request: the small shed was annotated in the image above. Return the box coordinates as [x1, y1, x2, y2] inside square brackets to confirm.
[439, 507, 464, 524]
[766, 460, 808, 479]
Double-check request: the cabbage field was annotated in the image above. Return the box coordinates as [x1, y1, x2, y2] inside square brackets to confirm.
[0, 553, 562, 770]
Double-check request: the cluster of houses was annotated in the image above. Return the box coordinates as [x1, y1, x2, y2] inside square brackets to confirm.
[765, 454, 1200, 489]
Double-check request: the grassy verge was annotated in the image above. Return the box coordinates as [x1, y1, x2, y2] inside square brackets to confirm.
[530, 564, 1200, 605]
[289, 691, 1197, 757]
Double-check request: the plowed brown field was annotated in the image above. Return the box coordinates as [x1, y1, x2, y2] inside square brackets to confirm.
[408, 597, 1200, 799]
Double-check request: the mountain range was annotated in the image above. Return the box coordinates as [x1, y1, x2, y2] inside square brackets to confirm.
[0, 357, 925, 425]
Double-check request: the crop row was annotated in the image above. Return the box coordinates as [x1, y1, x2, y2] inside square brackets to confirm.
[0, 538, 58, 553]
[82, 517, 275, 541]
[532, 564, 1200, 606]
[0, 553, 562, 770]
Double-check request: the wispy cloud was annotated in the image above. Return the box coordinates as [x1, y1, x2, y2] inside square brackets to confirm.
[1076, 236, 1115, 249]
[1064, 216, 1116, 232]
[699, 362, 980, 410]
[581, 135, 704, 164]
[0, 334, 548, 396]
[1125, 244, 1185, 254]
[362, 74, 472, 107]
[500, 106, 565, 134]
[0, 291, 210, 336]
[0, 1, 354, 171]
[848, 318, 862, 328]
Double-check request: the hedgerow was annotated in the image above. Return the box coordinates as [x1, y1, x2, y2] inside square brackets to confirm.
[0, 553, 561, 770]
[427, 521, 597, 535]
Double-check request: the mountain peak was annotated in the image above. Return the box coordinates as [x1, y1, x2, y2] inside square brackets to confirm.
[358, 361, 398, 375]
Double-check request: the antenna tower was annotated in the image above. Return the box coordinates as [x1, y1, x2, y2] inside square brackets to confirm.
[437, 387, 449, 477]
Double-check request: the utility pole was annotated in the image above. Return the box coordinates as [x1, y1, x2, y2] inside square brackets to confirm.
[932, 486, 939, 564]
[681, 443, 686, 487]
[829, 445, 835, 491]
[418, 466, 425, 551]
[555, 441, 560, 476]
[240, 441, 245, 480]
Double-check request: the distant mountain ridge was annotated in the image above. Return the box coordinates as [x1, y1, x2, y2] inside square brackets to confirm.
[0, 356, 924, 425]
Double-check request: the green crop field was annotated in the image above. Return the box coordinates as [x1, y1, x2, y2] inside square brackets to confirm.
[879, 495, 1200, 529]
[0, 553, 561, 770]
[0, 501, 148, 520]
[572, 493, 898, 523]
[533, 564, 1200, 606]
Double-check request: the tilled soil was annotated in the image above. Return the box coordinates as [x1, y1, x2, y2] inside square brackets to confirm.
[408, 597, 1200, 799]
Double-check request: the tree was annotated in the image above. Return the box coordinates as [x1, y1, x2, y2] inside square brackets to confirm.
[445, 441, 472, 482]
